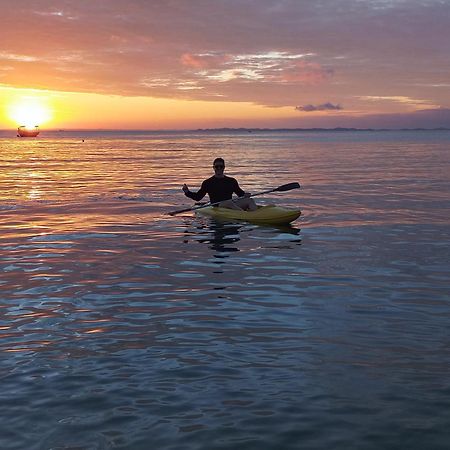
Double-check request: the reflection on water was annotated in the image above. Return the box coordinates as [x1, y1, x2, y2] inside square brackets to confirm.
[1, 131, 449, 450]
[184, 220, 243, 253]
[182, 217, 301, 254]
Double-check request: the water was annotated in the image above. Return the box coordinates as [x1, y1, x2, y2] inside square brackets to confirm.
[1, 130, 449, 449]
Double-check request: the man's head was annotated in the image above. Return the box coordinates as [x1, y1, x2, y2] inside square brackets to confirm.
[213, 158, 225, 176]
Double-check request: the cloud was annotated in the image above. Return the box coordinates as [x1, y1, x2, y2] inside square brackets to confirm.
[0, 0, 449, 112]
[180, 51, 329, 85]
[275, 61, 334, 84]
[296, 102, 343, 112]
[181, 53, 232, 69]
[0, 52, 37, 62]
[358, 95, 439, 109]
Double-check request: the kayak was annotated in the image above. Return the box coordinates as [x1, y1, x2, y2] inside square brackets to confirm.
[197, 205, 301, 225]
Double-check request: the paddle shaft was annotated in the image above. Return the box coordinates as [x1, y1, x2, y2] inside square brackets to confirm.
[168, 182, 300, 216]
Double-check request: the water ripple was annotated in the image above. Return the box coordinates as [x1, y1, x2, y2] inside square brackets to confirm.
[1, 132, 449, 449]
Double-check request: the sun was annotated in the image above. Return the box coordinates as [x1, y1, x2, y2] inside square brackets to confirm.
[8, 97, 52, 128]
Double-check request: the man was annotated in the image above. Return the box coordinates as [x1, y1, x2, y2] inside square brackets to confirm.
[182, 158, 258, 211]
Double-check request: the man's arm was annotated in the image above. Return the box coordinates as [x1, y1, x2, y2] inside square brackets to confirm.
[232, 178, 247, 198]
[183, 181, 208, 201]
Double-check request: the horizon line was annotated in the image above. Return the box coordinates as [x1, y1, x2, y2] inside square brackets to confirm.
[2, 126, 450, 133]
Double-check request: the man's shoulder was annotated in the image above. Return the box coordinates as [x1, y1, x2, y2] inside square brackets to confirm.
[223, 175, 238, 183]
[203, 175, 217, 185]
[204, 175, 236, 183]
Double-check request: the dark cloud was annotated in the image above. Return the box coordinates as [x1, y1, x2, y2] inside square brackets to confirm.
[296, 102, 343, 112]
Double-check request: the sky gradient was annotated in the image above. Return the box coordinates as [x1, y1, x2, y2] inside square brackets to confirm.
[1, 0, 450, 129]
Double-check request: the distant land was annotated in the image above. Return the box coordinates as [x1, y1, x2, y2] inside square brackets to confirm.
[193, 127, 450, 133]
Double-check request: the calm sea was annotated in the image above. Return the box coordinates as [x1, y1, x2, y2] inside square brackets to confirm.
[1, 130, 449, 450]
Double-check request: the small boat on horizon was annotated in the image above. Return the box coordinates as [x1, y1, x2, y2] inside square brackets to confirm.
[17, 125, 40, 138]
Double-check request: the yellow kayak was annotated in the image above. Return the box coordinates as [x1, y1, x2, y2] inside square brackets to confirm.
[197, 205, 301, 225]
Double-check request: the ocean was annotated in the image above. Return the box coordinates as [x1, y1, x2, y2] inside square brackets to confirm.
[1, 129, 449, 449]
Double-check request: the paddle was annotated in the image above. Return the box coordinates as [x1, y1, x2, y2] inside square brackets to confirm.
[167, 182, 300, 216]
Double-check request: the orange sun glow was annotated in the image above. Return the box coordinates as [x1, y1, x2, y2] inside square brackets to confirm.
[8, 98, 52, 128]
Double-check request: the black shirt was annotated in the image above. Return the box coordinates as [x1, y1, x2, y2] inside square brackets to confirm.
[185, 175, 246, 204]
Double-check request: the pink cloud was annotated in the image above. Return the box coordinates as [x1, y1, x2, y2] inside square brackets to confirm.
[181, 53, 231, 69]
[277, 61, 334, 84]
[180, 52, 333, 87]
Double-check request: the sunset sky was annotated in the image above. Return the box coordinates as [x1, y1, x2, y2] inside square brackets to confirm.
[1, 0, 449, 130]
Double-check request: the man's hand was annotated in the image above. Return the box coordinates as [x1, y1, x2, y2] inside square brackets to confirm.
[182, 184, 190, 194]
[243, 192, 252, 198]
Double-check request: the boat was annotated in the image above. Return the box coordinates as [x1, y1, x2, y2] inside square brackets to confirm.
[197, 205, 301, 225]
[17, 126, 40, 137]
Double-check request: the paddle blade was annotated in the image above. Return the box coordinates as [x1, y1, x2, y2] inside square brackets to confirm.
[273, 182, 301, 192]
